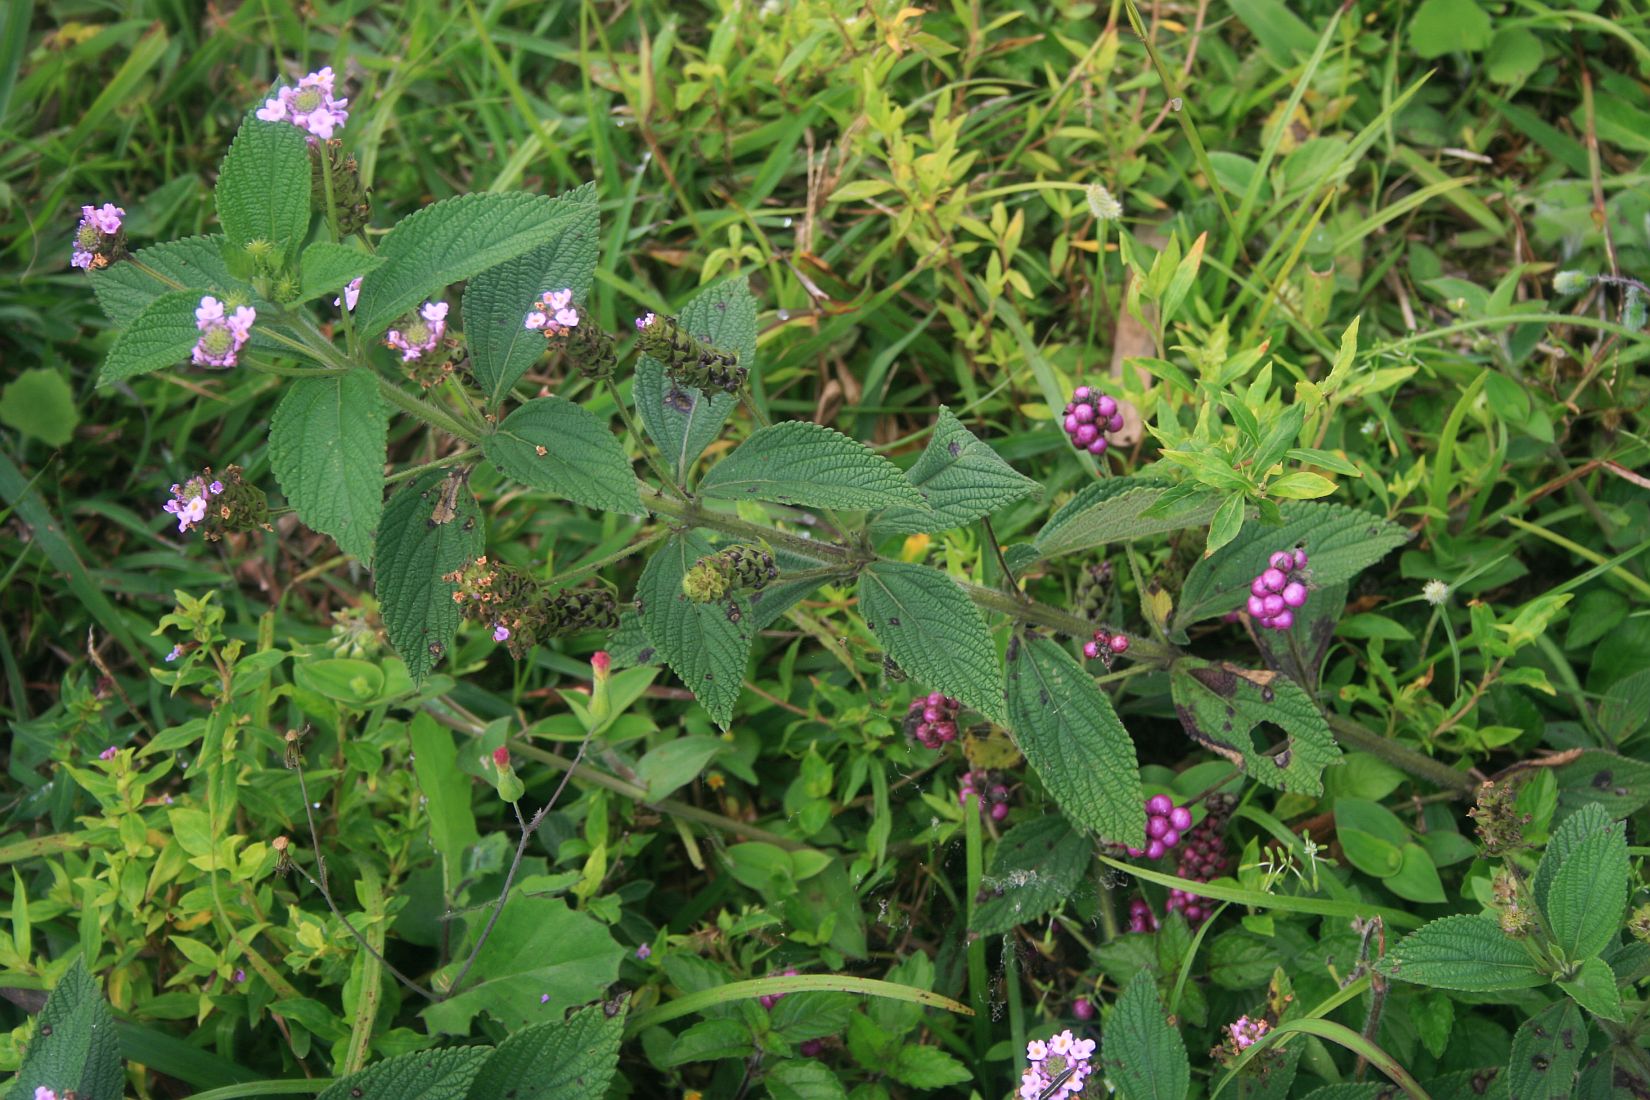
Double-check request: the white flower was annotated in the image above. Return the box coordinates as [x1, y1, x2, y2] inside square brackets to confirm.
[1086, 183, 1123, 221]
[1026, 1039, 1048, 1062]
[1423, 579, 1451, 606]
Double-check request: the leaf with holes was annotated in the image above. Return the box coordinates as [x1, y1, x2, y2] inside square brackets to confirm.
[89, 235, 238, 325]
[3, 957, 122, 1100]
[1174, 501, 1410, 630]
[1538, 805, 1628, 960]
[1169, 658, 1341, 794]
[214, 118, 312, 268]
[463, 1003, 624, 1100]
[700, 420, 922, 511]
[354, 192, 585, 339]
[1104, 971, 1190, 1100]
[1505, 999, 1586, 1100]
[96, 290, 208, 386]
[374, 469, 485, 683]
[1004, 633, 1144, 846]
[635, 531, 763, 729]
[870, 406, 1040, 535]
[466, 183, 599, 406]
[970, 817, 1093, 935]
[1033, 478, 1223, 561]
[296, 241, 383, 306]
[1376, 914, 1550, 991]
[634, 278, 755, 481]
[858, 561, 1003, 722]
[269, 370, 386, 563]
[482, 396, 640, 515]
[315, 1047, 491, 1100]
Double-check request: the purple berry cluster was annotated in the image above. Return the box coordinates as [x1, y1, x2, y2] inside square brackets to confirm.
[959, 770, 1012, 821]
[1061, 386, 1124, 455]
[1166, 796, 1234, 927]
[1081, 627, 1129, 662]
[905, 692, 961, 748]
[1127, 897, 1159, 933]
[1246, 548, 1310, 630]
[1125, 794, 1193, 861]
[760, 967, 799, 1009]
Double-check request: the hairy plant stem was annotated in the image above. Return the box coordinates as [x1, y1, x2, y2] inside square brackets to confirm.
[1326, 714, 1477, 795]
[375, 376, 481, 443]
[383, 448, 480, 486]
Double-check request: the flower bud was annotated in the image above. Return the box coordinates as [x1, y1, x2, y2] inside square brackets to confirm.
[590, 650, 613, 723]
[1552, 270, 1592, 296]
[682, 544, 777, 602]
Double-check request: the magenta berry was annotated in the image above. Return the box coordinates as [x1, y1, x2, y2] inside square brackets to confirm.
[1082, 640, 1101, 660]
[1169, 805, 1193, 831]
[906, 693, 962, 749]
[1082, 626, 1130, 667]
[959, 770, 1013, 822]
[1073, 996, 1095, 1020]
[1282, 581, 1308, 608]
[1166, 794, 1235, 928]
[1127, 897, 1159, 933]
[1061, 386, 1124, 456]
[1245, 547, 1311, 630]
[1108, 633, 1129, 654]
[800, 1039, 825, 1057]
[1145, 794, 1173, 815]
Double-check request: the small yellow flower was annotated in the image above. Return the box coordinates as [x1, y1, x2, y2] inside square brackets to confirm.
[900, 532, 930, 562]
[706, 773, 726, 791]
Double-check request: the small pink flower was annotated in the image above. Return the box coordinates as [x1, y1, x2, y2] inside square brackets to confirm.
[36, 1088, 57, 1100]
[233, 968, 246, 982]
[1229, 1015, 1271, 1050]
[492, 745, 510, 769]
[384, 301, 447, 361]
[335, 276, 362, 312]
[257, 66, 349, 139]
[635, 312, 657, 330]
[1025, 1039, 1048, 1062]
[99, 746, 117, 760]
[492, 623, 510, 642]
[191, 296, 255, 368]
[524, 288, 579, 335]
[166, 644, 184, 662]
[591, 650, 611, 677]
[635, 943, 652, 959]
[71, 203, 124, 270]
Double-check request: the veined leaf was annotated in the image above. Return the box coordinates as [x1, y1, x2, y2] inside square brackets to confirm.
[375, 469, 486, 682]
[482, 396, 640, 515]
[1034, 477, 1222, 560]
[315, 1047, 490, 1100]
[214, 118, 312, 268]
[295, 241, 383, 306]
[2, 957, 122, 1100]
[1505, 1000, 1585, 1100]
[634, 277, 756, 482]
[1004, 633, 1144, 846]
[269, 369, 386, 563]
[1104, 971, 1190, 1100]
[96, 290, 207, 386]
[409, 713, 480, 887]
[700, 420, 922, 511]
[858, 561, 1003, 722]
[1169, 658, 1341, 794]
[870, 406, 1040, 535]
[969, 817, 1093, 935]
[1540, 806, 1628, 960]
[89, 235, 237, 325]
[1377, 914, 1550, 992]
[462, 1004, 624, 1100]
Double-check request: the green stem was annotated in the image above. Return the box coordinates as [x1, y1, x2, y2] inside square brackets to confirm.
[246, 358, 343, 378]
[384, 448, 480, 486]
[606, 378, 686, 498]
[639, 486, 855, 562]
[547, 529, 668, 589]
[1326, 714, 1476, 795]
[376, 377, 481, 444]
[183, 1081, 331, 1100]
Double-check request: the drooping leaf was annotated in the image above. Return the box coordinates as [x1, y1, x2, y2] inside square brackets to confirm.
[1169, 658, 1341, 794]
[315, 1047, 491, 1100]
[466, 183, 599, 406]
[870, 406, 1040, 535]
[96, 290, 207, 386]
[1504, 999, 1586, 1100]
[1174, 501, 1410, 630]
[421, 896, 623, 1035]
[1004, 633, 1144, 846]
[463, 1004, 624, 1100]
[634, 277, 756, 481]
[269, 369, 387, 563]
[699, 420, 922, 511]
[1559, 956, 1624, 1021]
[1104, 971, 1190, 1100]
[88, 235, 237, 325]
[408, 713, 480, 884]
[1376, 914, 1550, 991]
[374, 469, 486, 683]
[857, 561, 1003, 722]
[1033, 477, 1222, 561]
[482, 396, 640, 515]
[214, 118, 312, 268]
[970, 817, 1094, 935]
[354, 192, 586, 338]
[635, 530, 763, 729]
[295, 241, 383, 306]
[3, 957, 123, 1100]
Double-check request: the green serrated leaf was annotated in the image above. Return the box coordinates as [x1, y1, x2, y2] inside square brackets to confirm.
[1169, 659, 1340, 794]
[296, 241, 383, 306]
[764, 1059, 849, 1100]
[970, 817, 1093, 935]
[1004, 633, 1144, 845]
[1505, 999, 1586, 1100]
[700, 421, 922, 511]
[374, 469, 486, 683]
[1560, 956, 1624, 1021]
[0, 369, 79, 446]
[3, 957, 122, 1100]
[887, 1045, 971, 1089]
[483, 396, 640, 515]
[1542, 811, 1628, 960]
[269, 370, 386, 563]
[1534, 803, 1612, 922]
[96, 290, 207, 386]
[1034, 477, 1222, 560]
[635, 531, 762, 729]
[1174, 501, 1410, 630]
[88, 235, 237, 325]
[857, 561, 1003, 722]
[870, 406, 1040, 535]
[354, 192, 585, 338]
[316, 1046, 491, 1100]
[662, 1018, 754, 1066]
[634, 277, 756, 481]
[466, 183, 599, 406]
[463, 1003, 624, 1100]
[1104, 970, 1190, 1100]
[215, 118, 311, 267]
[1555, 751, 1650, 820]
[1377, 914, 1550, 991]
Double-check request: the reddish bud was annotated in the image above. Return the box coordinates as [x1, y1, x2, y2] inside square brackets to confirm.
[492, 745, 511, 769]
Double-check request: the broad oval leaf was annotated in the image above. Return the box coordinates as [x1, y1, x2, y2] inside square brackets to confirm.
[462, 1003, 624, 1100]
[3, 958, 122, 1100]
[96, 290, 209, 386]
[1542, 810, 1628, 960]
[969, 817, 1093, 935]
[857, 561, 1003, 722]
[214, 118, 312, 268]
[870, 406, 1040, 535]
[1169, 658, 1341, 794]
[1377, 914, 1550, 991]
[634, 277, 756, 481]
[466, 183, 599, 406]
[1033, 477, 1222, 561]
[1005, 633, 1143, 845]
[269, 369, 386, 563]
[316, 1047, 491, 1100]
[1102, 971, 1190, 1100]
[89, 235, 237, 325]
[374, 469, 486, 683]
[1505, 999, 1585, 1100]
[700, 420, 922, 511]
[354, 192, 586, 338]
[482, 396, 640, 515]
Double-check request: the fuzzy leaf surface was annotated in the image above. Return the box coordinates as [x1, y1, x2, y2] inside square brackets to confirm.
[1033, 478, 1222, 560]
[1505, 999, 1585, 1100]
[1376, 914, 1550, 991]
[3, 958, 122, 1100]
[88, 235, 236, 325]
[269, 369, 386, 563]
[96, 290, 207, 385]
[374, 469, 485, 683]
[871, 406, 1040, 534]
[634, 277, 755, 481]
[857, 561, 1003, 722]
[969, 816, 1093, 935]
[315, 1047, 491, 1100]
[463, 1004, 624, 1100]
[1104, 971, 1190, 1100]
[214, 118, 312, 267]
[482, 396, 640, 515]
[296, 241, 383, 306]
[700, 420, 922, 511]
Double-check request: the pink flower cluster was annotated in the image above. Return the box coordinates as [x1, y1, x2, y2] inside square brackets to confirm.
[1081, 627, 1129, 662]
[1246, 548, 1309, 630]
[385, 301, 448, 361]
[905, 691, 960, 748]
[1019, 1030, 1096, 1100]
[256, 66, 350, 139]
[1062, 386, 1124, 456]
[1228, 1015, 1270, 1050]
[525, 288, 579, 335]
[192, 296, 255, 367]
[959, 770, 1011, 822]
[162, 473, 224, 534]
[336, 276, 362, 312]
[71, 202, 124, 269]
[1126, 794, 1193, 861]
[635, 312, 657, 331]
